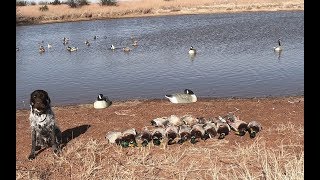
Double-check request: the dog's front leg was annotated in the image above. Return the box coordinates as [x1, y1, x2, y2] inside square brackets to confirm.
[50, 128, 61, 156]
[28, 129, 36, 160]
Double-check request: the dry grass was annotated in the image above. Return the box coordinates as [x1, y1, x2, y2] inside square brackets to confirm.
[16, 0, 304, 25]
[16, 122, 304, 179]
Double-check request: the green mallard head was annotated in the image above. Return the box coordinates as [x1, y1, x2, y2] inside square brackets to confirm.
[153, 137, 161, 146]
[218, 133, 226, 139]
[190, 136, 197, 144]
[120, 141, 129, 148]
[142, 139, 149, 147]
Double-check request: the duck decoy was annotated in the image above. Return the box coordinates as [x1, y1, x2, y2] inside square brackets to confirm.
[132, 40, 138, 47]
[85, 40, 90, 46]
[39, 45, 45, 53]
[47, 43, 52, 49]
[188, 46, 196, 54]
[93, 35, 97, 40]
[190, 124, 205, 144]
[215, 116, 231, 139]
[150, 117, 169, 127]
[136, 127, 152, 147]
[66, 46, 78, 52]
[121, 128, 138, 148]
[273, 39, 283, 52]
[224, 113, 248, 136]
[165, 125, 179, 145]
[177, 125, 192, 144]
[110, 44, 116, 50]
[151, 127, 166, 146]
[165, 89, 197, 103]
[167, 115, 184, 126]
[93, 94, 112, 109]
[203, 122, 217, 140]
[105, 131, 123, 145]
[247, 120, 262, 138]
[123, 47, 131, 52]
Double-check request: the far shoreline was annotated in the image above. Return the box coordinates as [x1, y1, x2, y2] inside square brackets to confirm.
[16, 0, 304, 26]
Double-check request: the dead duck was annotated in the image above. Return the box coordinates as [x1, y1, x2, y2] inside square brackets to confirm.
[93, 94, 112, 109]
[215, 116, 231, 139]
[165, 89, 197, 103]
[167, 115, 184, 126]
[247, 120, 262, 138]
[105, 131, 123, 145]
[151, 127, 166, 146]
[121, 128, 138, 147]
[177, 125, 192, 144]
[190, 124, 205, 144]
[181, 115, 199, 126]
[150, 117, 169, 127]
[203, 122, 217, 140]
[224, 113, 248, 136]
[165, 125, 179, 145]
[135, 127, 152, 147]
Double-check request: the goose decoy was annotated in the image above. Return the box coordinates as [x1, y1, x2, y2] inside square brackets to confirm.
[110, 44, 116, 50]
[247, 120, 262, 138]
[47, 43, 52, 49]
[66, 46, 78, 52]
[203, 122, 217, 140]
[188, 46, 196, 54]
[215, 116, 231, 139]
[151, 117, 169, 127]
[177, 125, 191, 144]
[93, 35, 97, 40]
[63, 37, 69, 45]
[151, 127, 166, 146]
[85, 40, 90, 46]
[190, 124, 205, 144]
[224, 113, 248, 136]
[273, 39, 283, 52]
[135, 127, 152, 147]
[16, 47, 20, 51]
[167, 115, 184, 126]
[165, 89, 197, 103]
[121, 128, 138, 147]
[93, 94, 112, 109]
[105, 131, 123, 145]
[165, 125, 179, 145]
[39, 45, 45, 53]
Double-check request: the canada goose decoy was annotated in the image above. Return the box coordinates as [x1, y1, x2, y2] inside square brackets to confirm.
[165, 89, 197, 104]
[93, 35, 97, 40]
[63, 37, 69, 45]
[203, 122, 217, 140]
[247, 120, 262, 138]
[39, 45, 45, 53]
[121, 128, 138, 147]
[190, 124, 205, 144]
[215, 116, 231, 139]
[110, 44, 116, 50]
[151, 117, 169, 127]
[66, 46, 78, 52]
[167, 115, 184, 126]
[151, 127, 166, 146]
[136, 127, 152, 147]
[105, 131, 123, 145]
[85, 40, 90, 46]
[224, 113, 248, 136]
[177, 125, 192, 144]
[47, 43, 52, 49]
[188, 46, 196, 54]
[273, 39, 283, 52]
[93, 94, 112, 109]
[165, 125, 179, 145]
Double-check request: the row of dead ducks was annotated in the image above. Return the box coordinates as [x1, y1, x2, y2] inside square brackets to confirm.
[105, 113, 262, 148]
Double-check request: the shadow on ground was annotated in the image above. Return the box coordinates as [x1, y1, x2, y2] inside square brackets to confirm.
[61, 124, 91, 148]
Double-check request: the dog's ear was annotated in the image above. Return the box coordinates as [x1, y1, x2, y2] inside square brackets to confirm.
[47, 96, 51, 105]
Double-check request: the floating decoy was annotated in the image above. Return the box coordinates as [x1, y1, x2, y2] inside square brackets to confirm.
[215, 116, 231, 139]
[66, 46, 78, 52]
[177, 125, 192, 144]
[136, 127, 152, 147]
[273, 39, 283, 52]
[110, 44, 116, 50]
[188, 46, 196, 54]
[121, 128, 138, 147]
[123, 47, 131, 52]
[151, 127, 166, 146]
[165, 89, 197, 103]
[165, 125, 179, 145]
[93, 35, 97, 40]
[150, 117, 169, 127]
[203, 122, 217, 140]
[47, 43, 52, 49]
[132, 40, 138, 47]
[39, 45, 45, 53]
[93, 94, 112, 109]
[85, 40, 90, 46]
[167, 115, 184, 126]
[247, 120, 262, 138]
[190, 124, 205, 144]
[105, 131, 123, 145]
[16, 47, 19, 51]
[224, 113, 248, 136]
[63, 37, 69, 45]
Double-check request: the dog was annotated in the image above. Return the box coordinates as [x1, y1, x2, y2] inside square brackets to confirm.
[28, 90, 62, 160]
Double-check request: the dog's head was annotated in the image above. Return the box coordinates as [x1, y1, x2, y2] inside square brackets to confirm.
[30, 90, 51, 115]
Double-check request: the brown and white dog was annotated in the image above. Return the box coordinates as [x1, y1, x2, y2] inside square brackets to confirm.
[28, 90, 62, 160]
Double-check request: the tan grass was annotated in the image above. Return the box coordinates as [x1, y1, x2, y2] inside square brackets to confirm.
[16, 0, 304, 25]
[16, 122, 304, 179]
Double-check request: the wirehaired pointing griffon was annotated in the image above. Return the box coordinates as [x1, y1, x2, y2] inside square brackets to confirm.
[28, 90, 62, 160]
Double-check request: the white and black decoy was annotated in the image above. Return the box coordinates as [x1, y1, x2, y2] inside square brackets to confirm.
[273, 39, 283, 52]
[66, 46, 78, 52]
[93, 94, 112, 109]
[165, 89, 197, 103]
[188, 46, 196, 54]
[85, 40, 90, 46]
[110, 44, 116, 50]
[47, 43, 52, 49]
[39, 45, 45, 53]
